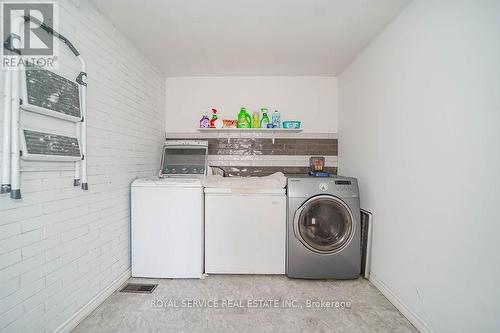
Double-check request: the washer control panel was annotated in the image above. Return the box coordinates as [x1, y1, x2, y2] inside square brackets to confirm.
[334, 180, 357, 193]
[287, 176, 359, 198]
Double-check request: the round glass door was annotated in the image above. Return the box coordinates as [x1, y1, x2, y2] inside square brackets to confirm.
[294, 195, 354, 254]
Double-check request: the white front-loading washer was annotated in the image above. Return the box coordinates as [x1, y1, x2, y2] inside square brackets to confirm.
[131, 140, 207, 279]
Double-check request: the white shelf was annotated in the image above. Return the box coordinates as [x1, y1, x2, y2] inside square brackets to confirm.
[197, 128, 302, 143]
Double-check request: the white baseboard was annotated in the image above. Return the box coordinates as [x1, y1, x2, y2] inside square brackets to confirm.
[54, 269, 131, 333]
[369, 274, 435, 333]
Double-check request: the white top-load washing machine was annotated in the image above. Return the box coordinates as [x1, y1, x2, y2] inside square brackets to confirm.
[131, 140, 208, 278]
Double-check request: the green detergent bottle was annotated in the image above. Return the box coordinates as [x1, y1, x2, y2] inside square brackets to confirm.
[237, 107, 252, 128]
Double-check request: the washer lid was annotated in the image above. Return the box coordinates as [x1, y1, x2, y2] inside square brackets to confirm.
[204, 187, 285, 194]
[132, 177, 203, 188]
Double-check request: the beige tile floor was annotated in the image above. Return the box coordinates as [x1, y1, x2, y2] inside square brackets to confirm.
[73, 275, 417, 333]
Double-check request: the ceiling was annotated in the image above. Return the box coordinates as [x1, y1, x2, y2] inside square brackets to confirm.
[92, 0, 410, 76]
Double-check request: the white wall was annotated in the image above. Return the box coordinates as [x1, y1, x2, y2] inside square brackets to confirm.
[0, 1, 165, 332]
[339, 1, 500, 333]
[165, 76, 338, 133]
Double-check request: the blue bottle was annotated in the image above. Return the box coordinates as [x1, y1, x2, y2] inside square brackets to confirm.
[272, 110, 281, 128]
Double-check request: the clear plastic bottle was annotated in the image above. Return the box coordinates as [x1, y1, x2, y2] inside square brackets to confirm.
[272, 110, 281, 128]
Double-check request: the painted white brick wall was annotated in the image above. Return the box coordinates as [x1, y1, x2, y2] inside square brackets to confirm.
[0, 1, 165, 332]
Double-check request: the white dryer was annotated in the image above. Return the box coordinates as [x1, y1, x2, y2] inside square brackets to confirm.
[131, 140, 207, 279]
[204, 187, 286, 274]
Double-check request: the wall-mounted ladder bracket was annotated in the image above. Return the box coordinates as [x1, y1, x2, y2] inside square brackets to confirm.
[76, 72, 87, 87]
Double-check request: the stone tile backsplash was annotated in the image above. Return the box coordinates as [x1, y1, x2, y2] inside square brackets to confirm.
[166, 136, 338, 176]
[206, 138, 338, 156]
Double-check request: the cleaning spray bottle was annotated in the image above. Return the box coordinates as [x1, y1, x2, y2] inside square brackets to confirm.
[209, 108, 218, 128]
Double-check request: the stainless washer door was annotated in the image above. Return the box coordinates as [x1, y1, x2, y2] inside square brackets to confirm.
[294, 195, 354, 254]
